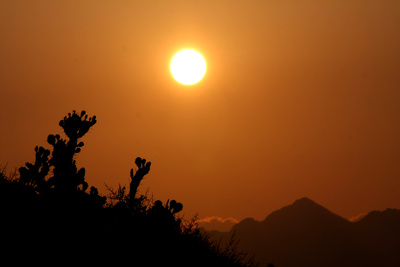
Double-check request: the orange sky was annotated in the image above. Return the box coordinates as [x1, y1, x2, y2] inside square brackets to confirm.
[1, 0, 400, 222]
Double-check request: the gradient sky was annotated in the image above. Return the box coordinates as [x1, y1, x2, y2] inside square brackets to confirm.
[1, 0, 400, 223]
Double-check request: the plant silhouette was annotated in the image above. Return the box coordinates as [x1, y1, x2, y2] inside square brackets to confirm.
[47, 110, 96, 194]
[1, 110, 259, 267]
[129, 156, 151, 204]
[19, 146, 50, 191]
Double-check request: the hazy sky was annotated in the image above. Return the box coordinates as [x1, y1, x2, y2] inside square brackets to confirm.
[1, 0, 400, 223]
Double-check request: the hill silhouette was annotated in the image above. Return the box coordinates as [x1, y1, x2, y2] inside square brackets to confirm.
[0, 110, 257, 267]
[209, 197, 400, 267]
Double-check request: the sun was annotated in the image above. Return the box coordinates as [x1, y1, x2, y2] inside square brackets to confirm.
[170, 49, 206, 85]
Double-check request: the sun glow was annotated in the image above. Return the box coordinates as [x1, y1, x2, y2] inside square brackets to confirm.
[170, 50, 206, 85]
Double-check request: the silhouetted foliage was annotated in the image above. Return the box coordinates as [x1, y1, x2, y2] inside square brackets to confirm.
[1, 111, 259, 266]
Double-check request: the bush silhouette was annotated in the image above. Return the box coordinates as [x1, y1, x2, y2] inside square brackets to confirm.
[1, 110, 258, 267]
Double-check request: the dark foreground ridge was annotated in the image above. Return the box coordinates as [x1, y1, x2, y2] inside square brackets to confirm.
[0, 110, 258, 266]
[210, 197, 400, 267]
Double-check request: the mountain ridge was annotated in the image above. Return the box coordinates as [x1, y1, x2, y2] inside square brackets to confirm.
[209, 197, 400, 267]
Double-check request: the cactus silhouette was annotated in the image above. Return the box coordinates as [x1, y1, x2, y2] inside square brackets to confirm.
[129, 157, 151, 202]
[19, 146, 50, 191]
[168, 199, 183, 214]
[148, 199, 184, 235]
[47, 110, 96, 194]
[149, 199, 183, 216]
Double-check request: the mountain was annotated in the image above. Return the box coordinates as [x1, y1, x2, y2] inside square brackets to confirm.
[209, 197, 400, 267]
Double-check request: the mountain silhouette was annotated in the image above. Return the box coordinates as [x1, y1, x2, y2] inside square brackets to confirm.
[209, 197, 400, 267]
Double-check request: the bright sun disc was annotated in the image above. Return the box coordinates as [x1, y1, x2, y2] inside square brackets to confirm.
[170, 50, 206, 85]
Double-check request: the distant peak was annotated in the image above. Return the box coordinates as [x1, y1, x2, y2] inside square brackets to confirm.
[293, 197, 315, 205]
[230, 217, 261, 233]
[291, 197, 323, 209]
[291, 197, 331, 213]
[262, 197, 348, 225]
[235, 217, 259, 227]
